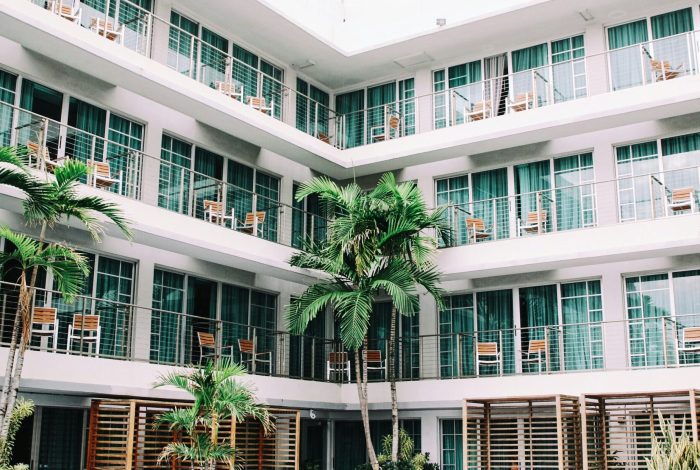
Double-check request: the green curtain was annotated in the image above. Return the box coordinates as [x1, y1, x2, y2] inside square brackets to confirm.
[625, 274, 671, 368]
[94, 257, 133, 358]
[289, 303, 326, 379]
[439, 294, 474, 378]
[151, 269, 185, 364]
[512, 44, 548, 107]
[296, 78, 330, 136]
[336, 90, 364, 149]
[554, 153, 595, 230]
[367, 82, 396, 142]
[448, 61, 482, 123]
[0, 70, 16, 147]
[255, 171, 280, 241]
[672, 270, 700, 364]
[515, 160, 551, 232]
[441, 419, 463, 470]
[187, 277, 218, 363]
[200, 28, 228, 88]
[472, 168, 508, 240]
[159, 134, 192, 214]
[250, 291, 276, 373]
[551, 35, 585, 102]
[476, 290, 514, 374]
[226, 160, 254, 228]
[608, 20, 649, 90]
[107, 114, 143, 196]
[398, 78, 415, 136]
[19, 80, 63, 158]
[436, 175, 469, 245]
[651, 8, 693, 39]
[295, 79, 310, 133]
[261, 60, 284, 119]
[67, 98, 106, 164]
[51, 254, 94, 354]
[661, 132, 700, 197]
[220, 284, 250, 363]
[193, 148, 224, 221]
[519, 285, 559, 372]
[561, 280, 603, 371]
[37, 408, 84, 470]
[616, 142, 660, 221]
[233, 45, 259, 102]
[168, 11, 199, 76]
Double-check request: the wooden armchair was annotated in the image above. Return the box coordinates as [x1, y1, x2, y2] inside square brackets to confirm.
[67, 314, 101, 355]
[465, 101, 492, 122]
[667, 187, 695, 214]
[518, 211, 548, 235]
[89, 17, 124, 44]
[326, 351, 351, 383]
[651, 59, 683, 82]
[89, 161, 123, 193]
[203, 200, 235, 228]
[31, 307, 59, 350]
[49, 0, 81, 24]
[247, 96, 273, 115]
[509, 92, 534, 113]
[476, 341, 500, 376]
[678, 326, 700, 359]
[465, 218, 491, 243]
[196, 331, 233, 364]
[370, 115, 401, 143]
[215, 81, 244, 101]
[237, 211, 266, 236]
[522, 338, 548, 374]
[238, 338, 272, 374]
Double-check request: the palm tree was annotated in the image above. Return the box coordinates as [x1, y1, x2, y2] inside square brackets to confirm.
[0, 149, 132, 442]
[154, 359, 272, 470]
[286, 174, 448, 469]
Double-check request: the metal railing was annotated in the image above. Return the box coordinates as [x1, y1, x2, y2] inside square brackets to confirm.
[441, 163, 700, 248]
[0, 101, 330, 249]
[24, 0, 700, 150]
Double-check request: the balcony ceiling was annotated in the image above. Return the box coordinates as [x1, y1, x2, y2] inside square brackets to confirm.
[176, 0, 690, 89]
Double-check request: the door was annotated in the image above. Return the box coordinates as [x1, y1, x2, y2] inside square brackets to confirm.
[19, 80, 64, 160]
[187, 276, 218, 363]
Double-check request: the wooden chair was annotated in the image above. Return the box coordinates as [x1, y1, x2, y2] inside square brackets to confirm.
[317, 132, 331, 144]
[26, 140, 50, 169]
[49, 0, 81, 24]
[466, 101, 492, 122]
[678, 327, 700, 360]
[88, 161, 123, 193]
[522, 338, 548, 374]
[203, 200, 235, 228]
[476, 341, 500, 376]
[651, 59, 683, 82]
[364, 349, 386, 379]
[237, 211, 266, 236]
[667, 187, 695, 214]
[67, 314, 100, 355]
[215, 81, 243, 101]
[238, 339, 272, 374]
[518, 211, 548, 235]
[326, 351, 351, 383]
[247, 96, 273, 115]
[509, 92, 534, 113]
[465, 218, 491, 243]
[370, 115, 401, 143]
[89, 17, 124, 44]
[30, 307, 59, 351]
[196, 331, 232, 364]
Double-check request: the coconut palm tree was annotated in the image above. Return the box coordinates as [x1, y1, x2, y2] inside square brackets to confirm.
[154, 359, 271, 470]
[0, 148, 132, 442]
[286, 174, 449, 469]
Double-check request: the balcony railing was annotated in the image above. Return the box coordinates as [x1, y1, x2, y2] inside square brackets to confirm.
[2, 281, 699, 384]
[0, 101, 330, 249]
[23, 0, 700, 150]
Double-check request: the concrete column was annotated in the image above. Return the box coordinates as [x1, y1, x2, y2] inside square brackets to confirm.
[592, 141, 618, 226]
[278, 165, 295, 246]
[276, 289, 292, 376]
[600, 268, 628, 370]
[421, 414, 440, 463]
[413, 68, 433, 134]
[131, 258, 155, 361]
[139, 121, 163, 207]
[148, 0, 172, 67]
[584, 21, 609, 97]
[419, 294, 438, 379]
[284, 69, 298, 130]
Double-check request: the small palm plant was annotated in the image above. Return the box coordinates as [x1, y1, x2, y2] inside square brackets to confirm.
[646, 412, 700, 470]
[154, 360, 272, 470]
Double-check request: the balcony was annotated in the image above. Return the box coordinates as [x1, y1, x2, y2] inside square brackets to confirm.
[3, 281, 700, 386]
[5, 0, 700, 176]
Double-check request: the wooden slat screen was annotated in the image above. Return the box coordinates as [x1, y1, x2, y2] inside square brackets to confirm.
[234, 408, 300, 469]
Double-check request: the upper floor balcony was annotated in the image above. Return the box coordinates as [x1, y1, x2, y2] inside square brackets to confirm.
[4, 0, 700, 176]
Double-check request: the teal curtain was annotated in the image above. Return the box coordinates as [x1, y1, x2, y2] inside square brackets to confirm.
[67, 98, 106, 165]
[168, 11, 199, 76]
[441, 419, 463, 470]
[554, 153, 595, 230]
[200, 28, 228, 88]
[512, 43, 548, 107]
[651, 8, 693, 39]
[51, 254, 94, 353]
[519, 285, 559, 372]
[151, 269, 185, 364]
[515, 160, 551, 232]
[651, 9, 693, 83]
[292, 185, 327, 249]
[261, 60, 283, 119]
[296, 79, 309, 133]
[193, 148, 224, 221]
[436, 175, 469, 245]
[661, 133, 700, 199]
[398, 78, 415, 136]
[439, 295, 474, 378]
[0, 70, 16, 147]
[625, 274, 671, 367]
[187, 277, 218, 364]
[512, 43, 548, 72]
[616, 142, 660, 221]
[476, 290, 514, 374]
[232, 45, 259, 102]
[367, 82, 396, 143]
[672, 270, 700, 364]
[551, 35, 586, 102]
[472, 168, 508, 240]
[159, 134, 192, 214]
[336, 90, 364, 149]
[289, 303, 326, 379]
[608, 20, 649, 90]
[226, 160, 254, 228]
[448, 61, 482, 123]
[107, 114, 143, 197]
[19, 80, 63, 158]
[433, 70, 448, 129]
[255, 171, 280, 242]
[94, 257, 133, 358]
[220, 284, 250, 363]
[37, 408, 84, 470]
[561, 280, 603, 371]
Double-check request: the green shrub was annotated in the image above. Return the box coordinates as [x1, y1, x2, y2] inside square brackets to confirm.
[646, 412, 700, 470]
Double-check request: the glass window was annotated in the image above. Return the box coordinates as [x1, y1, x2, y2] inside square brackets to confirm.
[200, 28, 229, 88]
[436, 175, 469, 245]
[296, 78, 330, 137]
[551, 35, 587, 102]
[441, 419, 462, 470]
[159, 134, 192, 213]
[261, 60, 284, 120]
[561, 280, 603, 370]
[168, 11, 199, 76]
[616, 141, 660, 222]
[37, 408, 85, 470]
[625, 274, 671, 368]
[336, 90, 365, 149]
[151, 269, 185, 364]
[554, 153, 596, 230]
[439, 294, 474, 378]
[0, 69, 17, 146]
[660, 132, 700, 203]
[107, 113, 143, 197]
[433, 69, 448, 129]
[255, 171, 280, 242]
[398, 78, 415, 136]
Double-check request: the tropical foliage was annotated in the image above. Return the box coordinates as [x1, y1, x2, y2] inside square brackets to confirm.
[154, 359, 271, 469]
[0, 397, 33, 470]
[646, 413, 700, 470]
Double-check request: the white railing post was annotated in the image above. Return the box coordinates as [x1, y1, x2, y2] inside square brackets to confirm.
[649, 175, 656, 219]
[456, 333, 462, 378]
[189, 35, 196, 80]
[252, 193, 258, 237]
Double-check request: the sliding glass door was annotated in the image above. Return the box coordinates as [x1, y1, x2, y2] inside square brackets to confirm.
[0, 70, 16, 146]
[625, 274, 671, 368]
[515, 160, 552, 233]
[555, 153, 595, 230]
[561, 280, 603, 370]
[168, 11, 199, 77]
[151, 269, 185, 364]
[200, 28, 229, 89]
[67, 98, 106, 164]
[440, 294, 474, 378]
[193, 148, 224, 221]
[551, 35, 586, 102]
[436, 175, 469, 245]
[608, 20, 649, 90]
[19, 80, 63, 159]
[336, 90, 365, 149]
[159, 135, 192, 213]
[511, 43, 549, 107]
[519, 285, 559, 372]
[476, 289, 514, 375]
[472, 168, 509, 240]
[616, 141, 660, 221]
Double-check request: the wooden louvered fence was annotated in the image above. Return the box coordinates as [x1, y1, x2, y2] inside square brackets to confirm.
[86, 399, 300, 470]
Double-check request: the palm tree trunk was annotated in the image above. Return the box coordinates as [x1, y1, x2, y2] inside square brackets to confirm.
[355, 339, 378, 470]
[389, 306, 399, 462]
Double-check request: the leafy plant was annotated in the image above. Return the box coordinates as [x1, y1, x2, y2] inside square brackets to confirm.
[646, 412, 700, 470]
[355, 430, 439, 470]
[154, 359, 271, 470]
[0, 397, 34, 470]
